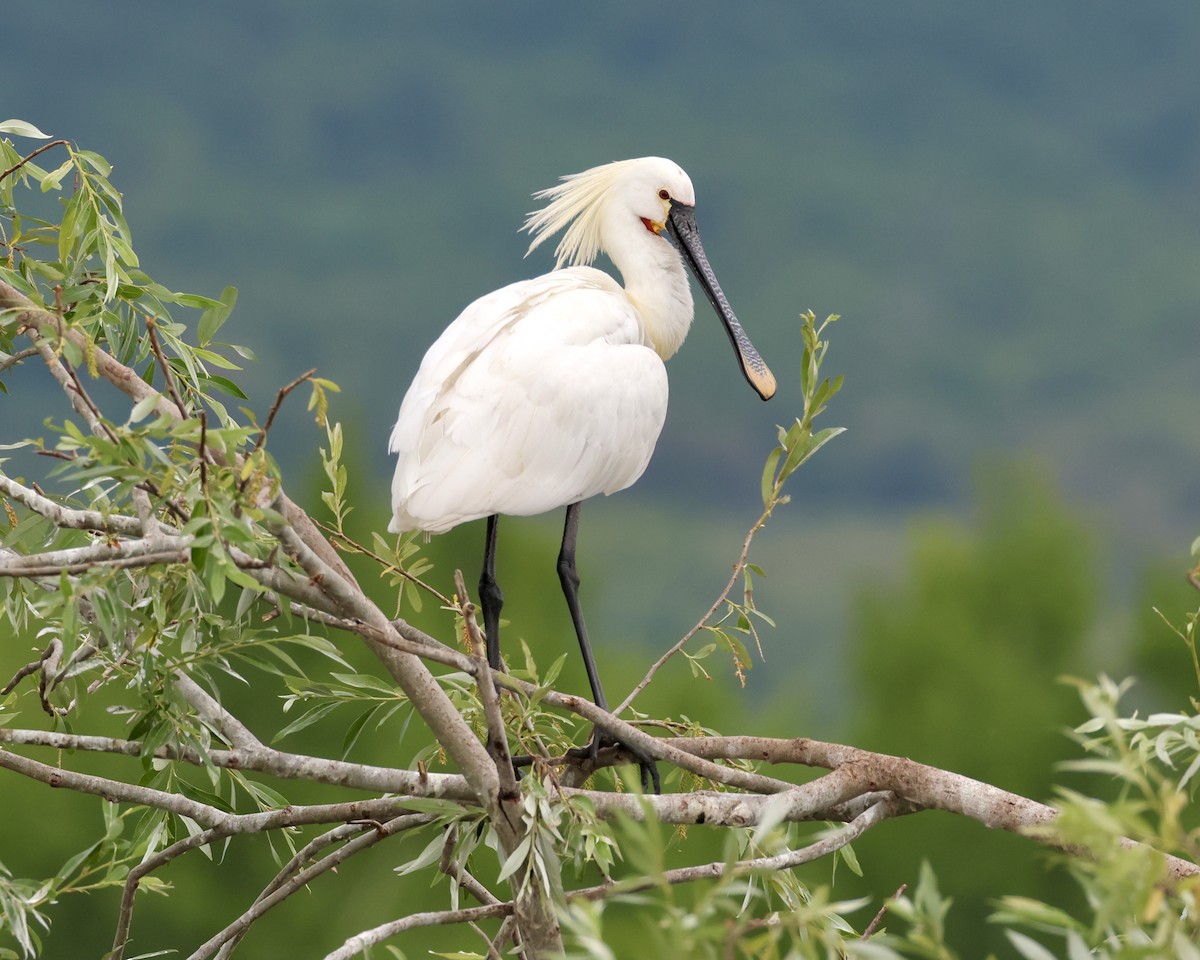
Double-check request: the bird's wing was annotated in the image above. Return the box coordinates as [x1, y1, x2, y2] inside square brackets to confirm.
[389, 268, 668, 533]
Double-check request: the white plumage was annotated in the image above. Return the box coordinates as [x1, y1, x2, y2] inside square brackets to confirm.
[389, 157, 775, 536]
[388, 266, 667, 533]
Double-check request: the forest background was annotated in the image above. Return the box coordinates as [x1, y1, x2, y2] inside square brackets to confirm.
[3, 2, 1200, 957]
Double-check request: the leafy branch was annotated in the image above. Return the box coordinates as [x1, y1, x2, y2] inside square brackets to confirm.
[617, 309, 844, 713]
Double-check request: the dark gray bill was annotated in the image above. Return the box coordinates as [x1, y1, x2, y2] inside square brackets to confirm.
[666, 203, 776, 401]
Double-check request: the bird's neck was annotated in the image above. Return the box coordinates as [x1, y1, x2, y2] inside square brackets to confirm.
[607, 224, 694, 361]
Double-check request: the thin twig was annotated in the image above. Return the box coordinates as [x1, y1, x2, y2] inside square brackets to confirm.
[198, 409, 208, 491]
[112, 828, 223, 960]
[323, 902, 514, 960]
[318, 521, 453, 607]
[0, 139, 71, 183]
[862, 883, 907, 940]
[616, 506, 769, 715]
[0, 345, 38, 374]
[467, 921, 506, 960]
[187, 813, 435, 960]
[252, 367, 316, 454]
[145, 314, 189, 416]
[213, 822, 375, 960]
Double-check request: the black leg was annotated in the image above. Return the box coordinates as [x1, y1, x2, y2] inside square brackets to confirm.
[557, 501, 608, 711]
[479, 514, 503, 671]
[557, 503, 660, 793]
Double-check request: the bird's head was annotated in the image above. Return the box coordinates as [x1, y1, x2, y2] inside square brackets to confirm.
[523, 157, 694, 269]
[611, 158, 697, 241]
[524, 158, 776, 402]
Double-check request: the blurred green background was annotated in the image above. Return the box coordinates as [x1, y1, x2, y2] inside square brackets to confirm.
[4, 1, 1200, 956]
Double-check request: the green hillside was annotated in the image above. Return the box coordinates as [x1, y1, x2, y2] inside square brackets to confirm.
[7, 1, 1199, 539]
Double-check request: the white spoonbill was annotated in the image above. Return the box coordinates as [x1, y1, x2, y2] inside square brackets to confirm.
[388, 157, 775, 761]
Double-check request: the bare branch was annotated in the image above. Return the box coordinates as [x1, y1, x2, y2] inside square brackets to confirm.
[0, 345, 38, 374]
[187, 813, 435, 960]
[583, 794, 900, 903]
[509, 685, 794, 794]
[670, 735, 1200, 883]
[0, 139, 71, 182]
[113, 827, 223, 960]
[0, 475, 146, 536]
[0, 536, 190, 577]
[0, 748, 449, 831]
[173, 671, 263, 750]
[0, 727, 475, 800]
[267, 503, 502, 807]
[0, 638, 74, 716]
[251, 367, 316, 455]
[322, 902, 514, 960]
[862, 883, 907, 941]
[144, 314, 189, 416]
[27, 322, 112, 438]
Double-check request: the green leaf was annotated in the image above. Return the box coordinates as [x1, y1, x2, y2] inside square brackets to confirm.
[173, 293, 224, 310]
[75, 149, 113, 176]
[129, 394, 162, 423]
[0, 119, 51, 139]
[198, 286, 238, 346]
[1005, 931, 1059, 960]
[341, 703, 382, 759]
[273, 702, 340, 742]
[496, 834, 532, 884]
[837, 842, 863, 877]
[203, 374, 248, 400]
[761, 446, 782, 506]
[39, 159, 74, 193]
[393, 832, 446, 877]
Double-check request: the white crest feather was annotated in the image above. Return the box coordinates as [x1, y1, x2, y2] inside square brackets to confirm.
[522, 159, 644, 269]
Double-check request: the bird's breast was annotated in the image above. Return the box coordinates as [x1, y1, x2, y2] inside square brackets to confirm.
[388, 268, 670, 534]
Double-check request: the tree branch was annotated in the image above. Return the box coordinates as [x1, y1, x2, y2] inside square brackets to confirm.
[0, 139, 71, 182]
[0, 536, 190, 577]
[0, 727, 475, 801]
[0, 475, 145, 536]
[322, 903, 514, 960]
[0, 748, 448, 831]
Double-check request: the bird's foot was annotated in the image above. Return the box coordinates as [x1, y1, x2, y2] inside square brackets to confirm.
[566, 731, 660, 794]
[507, 736, 660, 792]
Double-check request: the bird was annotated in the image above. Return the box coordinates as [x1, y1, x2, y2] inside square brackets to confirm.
[388, 157, 775, 783]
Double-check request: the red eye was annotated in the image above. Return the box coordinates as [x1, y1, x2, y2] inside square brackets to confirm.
[658, 189, 670, 200]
